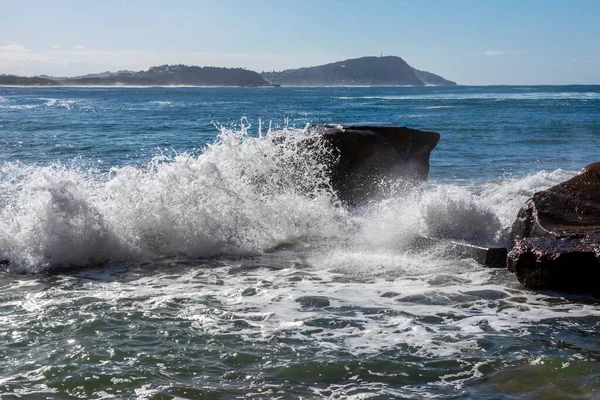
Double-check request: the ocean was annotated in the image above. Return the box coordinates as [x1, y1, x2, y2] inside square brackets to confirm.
[0, 85, 599, 399]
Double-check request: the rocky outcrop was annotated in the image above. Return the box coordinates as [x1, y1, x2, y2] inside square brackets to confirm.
[508, 162, 600, 293]
[309, 124, 440, 204]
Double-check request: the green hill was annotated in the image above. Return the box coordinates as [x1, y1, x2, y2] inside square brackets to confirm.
[261, 56, 456, 86]
[0, 75, 58, 86]
[59, 65, 274, 87]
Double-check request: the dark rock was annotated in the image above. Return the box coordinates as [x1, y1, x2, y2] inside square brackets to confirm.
[508, 162, 600, 293]
[462, 289, 510, 300]
[507, 237, 600, 294]
[511, 162, 600, 241]
[295, 296, 330, 308]
[241, 287, 258, 296]
[309, 124, 440, 204]
[446, 242, 507, 268]
[411, 235, 507, 268]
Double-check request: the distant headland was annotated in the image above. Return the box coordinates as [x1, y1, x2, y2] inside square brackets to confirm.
[0, 56, 456, 87]
[262, 56, 456, 86]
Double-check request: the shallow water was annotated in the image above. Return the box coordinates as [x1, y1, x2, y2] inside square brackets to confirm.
[0, 86, 599, 398]
[2, 259, 599, 399]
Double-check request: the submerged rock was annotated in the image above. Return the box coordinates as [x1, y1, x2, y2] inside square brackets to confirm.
[411, 235, 507, 268]
[308, 124, 440, 204]
[508, 162, 600, 293]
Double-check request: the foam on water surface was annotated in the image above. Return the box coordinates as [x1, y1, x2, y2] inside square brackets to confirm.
[1, 255, 599, 398]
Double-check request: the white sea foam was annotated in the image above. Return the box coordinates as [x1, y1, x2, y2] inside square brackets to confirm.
[3, 244, 599, 398]
[18, 263, 598, 362]
[42, 98, 57, 107]
[2, 105, 37, 110]
[0, 125, 345, 271]
[39, 98, 76, 109]
[398, 114, 425, 118]
[0, 125, 570, 273]
[57, 100, 74, 109]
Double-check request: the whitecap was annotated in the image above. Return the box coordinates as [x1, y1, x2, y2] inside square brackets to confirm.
[339, 93, 600, 101]
[40, 98, 57, 107]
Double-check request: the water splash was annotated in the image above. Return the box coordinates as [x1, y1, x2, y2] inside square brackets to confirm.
[0, 125, 345, 272]
[0, 124, 573, 273]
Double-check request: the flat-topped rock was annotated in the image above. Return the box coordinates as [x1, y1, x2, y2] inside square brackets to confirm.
[309, 124, 440, 204]
[508, 162, 600, 293]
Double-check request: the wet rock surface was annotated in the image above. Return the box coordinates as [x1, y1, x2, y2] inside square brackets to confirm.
[511, 162, 600, 240]
[309, 124, 440, 204]
[508, 162, 600, 293]
[507, 237, 600, 294]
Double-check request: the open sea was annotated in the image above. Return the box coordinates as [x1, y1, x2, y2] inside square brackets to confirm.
[0, 85, 599, 399]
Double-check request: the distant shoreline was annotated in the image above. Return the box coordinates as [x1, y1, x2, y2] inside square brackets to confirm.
[0, 57, 459, 87]
[2, 84, 600, 88]
[0, 84, 280, 88]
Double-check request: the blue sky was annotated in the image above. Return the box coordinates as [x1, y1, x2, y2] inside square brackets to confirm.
[1, 0, 598, 84]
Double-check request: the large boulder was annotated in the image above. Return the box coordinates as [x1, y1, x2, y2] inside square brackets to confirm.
[511, 162, 600, 240]
[507, 237, 600, 294]
[308, 124, 440, 204]
[508, 162, 600, 293]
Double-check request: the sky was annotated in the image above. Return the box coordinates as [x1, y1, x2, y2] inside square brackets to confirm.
[0, 0, 599, 85]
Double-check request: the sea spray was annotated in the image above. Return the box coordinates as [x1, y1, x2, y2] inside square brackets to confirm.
[0, 163, 123, 271]
[307, 170, 576, 275]
[0, 126, 347, 272]
[0, 123, 576, 273]
[420, 184, 503, 245]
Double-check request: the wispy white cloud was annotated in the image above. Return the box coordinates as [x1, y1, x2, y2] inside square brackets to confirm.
[75, 45, 85, 50]
[484, 50, 505, 56]
[52, 45, 61, 49]
[572, 58, 596, 65]
[0, 44, 31, 53]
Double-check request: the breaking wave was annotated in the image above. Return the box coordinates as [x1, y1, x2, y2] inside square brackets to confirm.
[0, 124, 574, 273]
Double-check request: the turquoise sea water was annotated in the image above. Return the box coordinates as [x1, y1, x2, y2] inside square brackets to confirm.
[0, 86, 599, 399]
